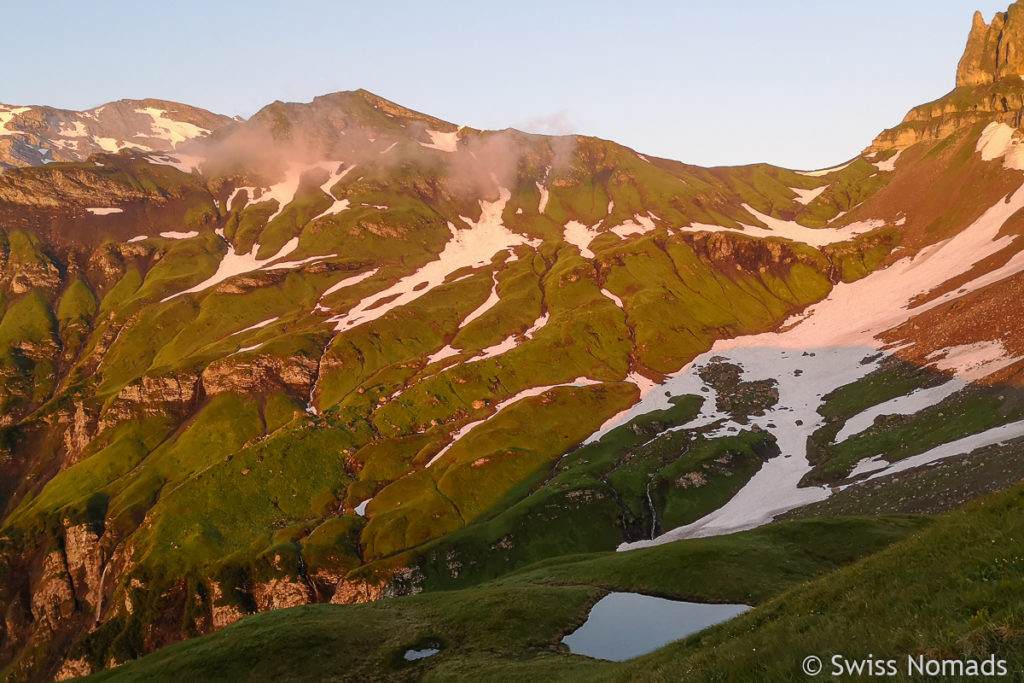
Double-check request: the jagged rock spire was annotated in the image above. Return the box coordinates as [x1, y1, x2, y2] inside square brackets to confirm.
[956, 3, 1024, 86]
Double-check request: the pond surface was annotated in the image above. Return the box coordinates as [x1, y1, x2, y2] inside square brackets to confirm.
[403, 647, 440, 661]
[562, 592, 750, 661]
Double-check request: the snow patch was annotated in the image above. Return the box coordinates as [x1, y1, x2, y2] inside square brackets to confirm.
[523, 311, 549, 339]
[460, 272, 500, 329]
[536, 182, 549, 214]
[426, 377, 600, 468]
[158, 230, 198, 240]
[976, 122, 1024, 170]
[859, 419, 1024, 482]
[263, 253, 337, 271]
[420, 129, 458, 152]
[427, 345, 462, 364]
[564, 221, 602, 258]
[614, 182, 1024, 547]
[928, 340, 1021, 381]
[790, 185, 827, 205]
[0, 106, 30, 136]
[135, 107, 209, 147]
[230, 317, 279, 336]
[328, 189, 538, 331]
[835, 380, 967, 443]
[86, 207, 123, 216]
[600, 288, 624, 308]
[609, 214, 656, 239]
[681, 205, 884, 248]
[872, 149, 903, 173]
[797, 160, 854, 177]
[467, 335, 519, 363]
[162, 237, 305, 301]
[319, 268, 380, 302]
[231, 343, 263, 356]
[92, 136, 127, 153]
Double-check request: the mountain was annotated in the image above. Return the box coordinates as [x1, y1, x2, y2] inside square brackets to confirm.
[2, 6, 1024, 682]
[0, 99, 231, 171]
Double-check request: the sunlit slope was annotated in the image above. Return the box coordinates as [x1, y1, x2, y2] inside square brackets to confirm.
[3, 79, 1024, 680]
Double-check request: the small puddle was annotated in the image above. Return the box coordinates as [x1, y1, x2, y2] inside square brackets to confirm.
[562, 592, 750, 661]
[403, 647, 440, 661]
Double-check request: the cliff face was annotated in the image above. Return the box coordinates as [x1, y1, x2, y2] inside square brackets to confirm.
[870, 3, 1024, 152]
[956, 6, 1024, 86]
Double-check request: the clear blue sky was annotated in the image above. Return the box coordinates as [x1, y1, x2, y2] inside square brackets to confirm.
[0, 1, 1010, 170]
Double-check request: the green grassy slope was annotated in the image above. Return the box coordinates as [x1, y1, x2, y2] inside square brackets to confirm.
[78, 514, 928, 682]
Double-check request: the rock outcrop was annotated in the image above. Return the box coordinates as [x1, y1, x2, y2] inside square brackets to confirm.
[957, 6, 1024, 86]
[29, 552, 76, 631]
[869, 2, 1024, 152]
[201, 353, 318, 398]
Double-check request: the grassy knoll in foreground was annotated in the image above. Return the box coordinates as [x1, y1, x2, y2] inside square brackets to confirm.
[80, 515, 928, 682]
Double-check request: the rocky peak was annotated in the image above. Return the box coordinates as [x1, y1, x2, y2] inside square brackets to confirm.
[868, 2, 1024, 152]
[0, 98, 234, 171]
[956, 4, 1024, 86]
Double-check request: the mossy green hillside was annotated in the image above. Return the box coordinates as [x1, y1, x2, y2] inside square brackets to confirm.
[73, 513, 930, 683]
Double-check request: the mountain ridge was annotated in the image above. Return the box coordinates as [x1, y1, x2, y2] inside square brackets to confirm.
[2, 4, 1024, 681]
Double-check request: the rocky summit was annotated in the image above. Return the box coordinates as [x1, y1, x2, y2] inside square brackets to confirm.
[2, 4, 1024, 683]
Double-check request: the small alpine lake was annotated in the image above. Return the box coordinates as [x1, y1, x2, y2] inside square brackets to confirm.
[562, 592, 751, 661]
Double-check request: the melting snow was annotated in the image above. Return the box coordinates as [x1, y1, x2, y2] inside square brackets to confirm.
[426, 377, 599, 468]
[601, 288, 624, 308]
[460, 272, 500, 329]
[59, 120, 88, 138]
[523, 311, 549, 339]
[328, 188, 538, 331]
[797, 160, 854, 177]
[872, 149, 903, 173]
[135, 107, 209, 147]
[147, 153, 204, 172]
[159, 230, 198, 240]
[420, 129, 459, 152]
[790, 185, 827, 205]
[127, 235, 147, 243]
[92, 136, 127, 153]
[467, 335, 519, 363]
[835, 379, 968, 443]
[0, 106, 30, 135]
[230, 317, 279, 336]
[928, 340, 1021, 380]
[427, 345, 462, 364]
[248, 161, 343, 224]
[354, 498, 372, 516]
[564, 221, 602, 258]
[537, 182, 549, 214]
[609, 214, 656, 239]
[231, 343, 263, 356]
[162, 236, 303, 301]
[264, 253, 337, 271]
[86, 207, 123, 216]
[614, 182, 1024, 547]
[681, 205, 884, 248]
[319, 268, 380, 302]
[976, 122, 1024, 170]
[854, 419, 1024, 482]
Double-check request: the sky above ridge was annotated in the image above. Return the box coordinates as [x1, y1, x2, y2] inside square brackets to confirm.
[1, 1, 1010, 170]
